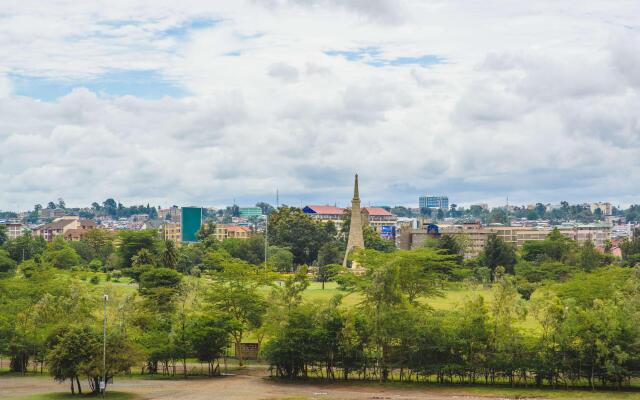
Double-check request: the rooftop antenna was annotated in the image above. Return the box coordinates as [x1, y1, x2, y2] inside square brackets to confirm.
[506, 195, 510, 226]
[276, 189, 279, 208]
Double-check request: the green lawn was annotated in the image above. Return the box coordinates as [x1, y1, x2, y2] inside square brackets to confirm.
[8, 392, 137, 400]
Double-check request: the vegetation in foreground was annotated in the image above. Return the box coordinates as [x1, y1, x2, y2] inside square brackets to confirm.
[1, 208, 640, 395]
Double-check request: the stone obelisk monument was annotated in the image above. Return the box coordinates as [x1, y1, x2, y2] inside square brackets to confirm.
[343, 174, 365, 268]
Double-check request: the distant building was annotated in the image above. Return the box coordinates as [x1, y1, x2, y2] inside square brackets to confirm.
[303, 205, 346, 230]
[38, 208, 66, 219]
[239, 207, 263, 218]
[302, 204, 397, 235]
[362, 207, 397, 239]
[181, 207, 203, 242]
[1, 221, 25, 240]
[419, 195, 449, 210]
[557, 222, 611, 247]
[130, 214, 149, 222]
[163, 222, 182, 242]
[590, 202, 613, 216]
[400, 223, 551, 258]
[34, 216, 96, 242]
[214, 225, 252, 241]
[158, 206, 181, 221]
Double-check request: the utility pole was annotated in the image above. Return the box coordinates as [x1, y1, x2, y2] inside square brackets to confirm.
[102, 294, 108, 397]
[264, 211, 268, 264]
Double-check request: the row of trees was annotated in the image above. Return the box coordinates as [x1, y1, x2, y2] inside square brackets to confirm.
[265, 249, 640, 389]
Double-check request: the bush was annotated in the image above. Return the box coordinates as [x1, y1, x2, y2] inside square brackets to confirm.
[0, 250, 17, 272]
[88, 259, 103, 272]
[111, 270, 122, 281]
[89, 275, 100, 285]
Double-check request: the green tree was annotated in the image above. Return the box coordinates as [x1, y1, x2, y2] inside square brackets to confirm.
[45, 246, 81, 269]
[196, 222, 216, 240]
[139, 268, 183, 309]
[4, 232, 47, 262]
[118, 230, 158, 268]
[267, 245, 294, 272]
[620, 229, 640, 266]
[207, 258, 269, 366]
[481, 234, 516, 278]
[187, 313, 238, 375]
[0, 249, 17, 272]
[161, 240, 178, 269]
[578, 240, 603, 271]
[268, 206, 330, 265]
[0, 225, 7, 246]
[317, 264, 342, 290]
[131, 248, 156, 267]
[47, 326, 98, 394]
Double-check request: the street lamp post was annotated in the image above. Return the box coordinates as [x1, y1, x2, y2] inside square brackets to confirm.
[102, 294, 108, 396]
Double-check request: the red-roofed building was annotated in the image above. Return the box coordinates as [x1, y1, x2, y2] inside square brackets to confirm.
[303, 205, 397, 236]
[303, 205, 346, 229]
[362, 207, 397, 237]
[214, 224, 252, 241]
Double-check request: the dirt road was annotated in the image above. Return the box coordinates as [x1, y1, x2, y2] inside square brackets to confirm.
[0, 371, 537, 400]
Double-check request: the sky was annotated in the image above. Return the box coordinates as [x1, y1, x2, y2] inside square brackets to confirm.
[1, 0, 640, 211]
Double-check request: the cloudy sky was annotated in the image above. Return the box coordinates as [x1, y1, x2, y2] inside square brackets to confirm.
[1, 1, 639, 211]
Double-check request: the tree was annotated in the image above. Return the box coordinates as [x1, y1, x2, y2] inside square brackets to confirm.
[0, 249, 17, 272]
[196, 222, 216, 240]
[432, 234, 464, 265]
[47, 326, 98, 394]
[119, 230, 158, 268]
[187, 313, 237, 375]
[79, 229, 114, 263]
[44, 246, 81, 269]
[102, 198, 118, 217]
[315, 241, 343, 268]
[578, 240, 603, 271]
[131, 248, 156, 267]
[268, 207, 330, 265]
[4, 232, 47, 262]
[521, 228, 576, 263]
[161, 240, 178, 269]
[620, 229, 640, 266]
[363, 226, 396, 252]
[489, 208, 508, 224]
[317, 263, 342, 289]
[222, 235, 265, 265]
[207, 259, 269, 366]
[267, 245, 294, 272]
[0, 225, 7, 246]
[80, 332, 142, 393]
[256, 202, 275, 215]
[481, 234, 516, 278]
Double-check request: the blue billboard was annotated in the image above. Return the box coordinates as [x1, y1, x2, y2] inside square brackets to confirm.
[379, 225, 396, 240]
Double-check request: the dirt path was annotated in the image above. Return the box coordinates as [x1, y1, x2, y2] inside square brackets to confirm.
[0, 372, 534, 400]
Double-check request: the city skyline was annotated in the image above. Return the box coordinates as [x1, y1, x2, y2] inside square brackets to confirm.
[1, 1, 640, 210]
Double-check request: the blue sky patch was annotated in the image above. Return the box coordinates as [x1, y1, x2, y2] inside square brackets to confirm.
[325, 47, 444, 68]
[11, 70, 187, 101]
[161, 17, 220, 38]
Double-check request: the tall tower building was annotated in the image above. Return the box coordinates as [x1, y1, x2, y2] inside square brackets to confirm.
[343, 174, 365, 267]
